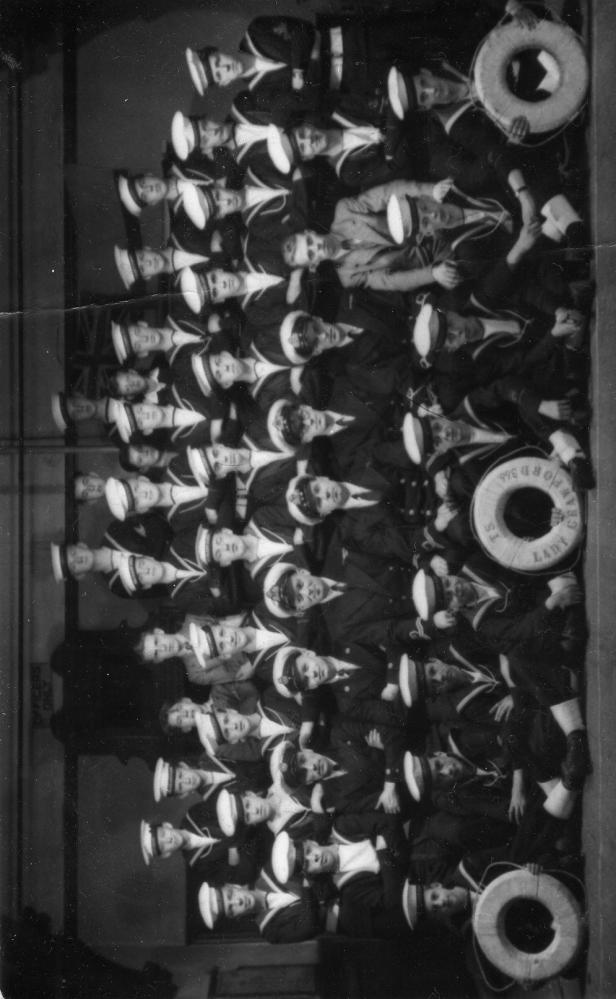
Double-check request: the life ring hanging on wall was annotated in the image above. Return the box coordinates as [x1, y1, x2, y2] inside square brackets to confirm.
[473, 868, 584, 983]
[471, 455, 583, 573]
[473, 19, 589, 136]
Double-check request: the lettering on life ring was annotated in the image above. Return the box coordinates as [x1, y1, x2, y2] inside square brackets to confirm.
[473, 868, 584, 983]
[473, 20, 589, 135]
[471, 456, 583, 572]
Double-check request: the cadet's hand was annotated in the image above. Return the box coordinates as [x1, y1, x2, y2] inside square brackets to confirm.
[490, 693, 514, 723]
[366, 728, 385, 750]
[506, 0, 539, 29]
[545, 583, 582, 610]
[538, 398, 573, 421]
[432, 177, 455, 203]
[377, 782, 401, 814]
[381, 683, 399, 702]
[430, 555, 449, 577]
[433, 468, 451, 500]
[551, 307, 585, 341]
[434, 501, 458, 533]
[508, 115, 531, 144]
[508, 784, 527, 824]
[432, 261, 461, 289]
[434, 610, 457, 629]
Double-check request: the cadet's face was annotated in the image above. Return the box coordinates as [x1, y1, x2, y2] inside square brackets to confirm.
[66, 397, 97, 421]
[424, 658, 466, 695]
[309, 477, 346, 516]
[133, 403, 164, 433]
[114, 370, 148, 398]
[211, 529, 246, 566]
[290, 571, 327, 611]
[156, 824, 184, 856]
[74, 473, 105, 503]
[127, 324, 162, 356]
[442, 575, 475, 611]
[412, 69, 466, 108]
[415, 197, 464, 236]
[218, 709, 251, 743]
[206, 444, 243, 478]
[298, 405, 327, 442]
[142, 629, 185, 663]
[222, 885, 256, 918]
[206, 269, 242, 304]
[173, 767, 201, 796]
[283, 231, 330, 269]
[198, 117, 233, 152]
[211, 624, 248, 656]
[208, 52, 244, 87]
[293, 124, 327, 160]
[423, 883, 469, 917]
[134, 556, 164, 588]
[303, 840, 337, 875]
[210, 351, 240, 389]
[127, 444, 160, 469]
[313, 320, 344, 353]
[135, 174, 167, 206]
[213, 187, 243, 217]
[428, 752, 467, 787]
[128, 476, 160, 514]
[136, 249, 166, 279]
[66, 543, 95, 576]
[296, 651, 334, 690]
[242, 792, 271, 825]
[298, 749, 332, 782]
[443, 311, 483, 351]
[166, 700, 198, 732]
[431, 416, 471, 451]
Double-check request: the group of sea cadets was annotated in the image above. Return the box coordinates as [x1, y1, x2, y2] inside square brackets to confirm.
[50, 0, 592, 969]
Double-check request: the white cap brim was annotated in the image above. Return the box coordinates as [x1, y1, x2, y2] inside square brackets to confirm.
[171, 110, 193, 161]
[50, 542, 66, 583]
[51, 393, 68, 432]
[267, 125, 292, 175]
[182, 182, 209, 231]
[388, 66, 409, 121]
[180, 266, 204, 315]
[387, 194, 406, 245]
[402, 412, 423, 465]
[198, 882, 219, 929]
[186, 48, 207, 97]
[404, 750, 423, 802]
[272, 831, 293, 884]
[117, 175, 142, 217]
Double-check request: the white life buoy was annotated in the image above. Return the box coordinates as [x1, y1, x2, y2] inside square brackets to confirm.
[471, 456, 583, 573]
[473, 868, 584, 983]
[473, 20, 589, 135]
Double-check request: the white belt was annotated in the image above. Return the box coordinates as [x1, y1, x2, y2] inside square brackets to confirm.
[329, 27, 343, 91]
[325, 902, 340, 933]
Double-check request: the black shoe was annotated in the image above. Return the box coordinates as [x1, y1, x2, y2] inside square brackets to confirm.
[561, 730, 591, 790]
[568, 455, 596, 491]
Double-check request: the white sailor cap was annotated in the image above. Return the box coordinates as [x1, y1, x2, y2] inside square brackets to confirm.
[387, 66, 410, 121]
[198, 881, 223, 929]
[104, 477, 134, 521]
[186, 446, 214, 488]
[216, 787, 242, 837]
[271, 830, 297, 885]
[171, 111, 199, 162]
[50, 542, 69, 583]
[114, 245, 140, 290]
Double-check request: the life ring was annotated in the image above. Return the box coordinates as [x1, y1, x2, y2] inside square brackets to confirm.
[473, 868, 584, 983]
[473, 20, 589, 135]
[471, 456, 583, 573]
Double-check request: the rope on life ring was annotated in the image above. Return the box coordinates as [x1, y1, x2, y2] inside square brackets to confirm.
[473, 19, 589, 135]
[471, 456, 583, 573]
[473, 868, 584, 983]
